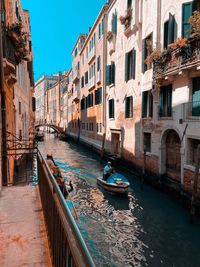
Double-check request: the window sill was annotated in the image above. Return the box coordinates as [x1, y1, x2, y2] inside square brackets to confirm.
[125, 117, 133, 120]
[109, 118, 115, 121]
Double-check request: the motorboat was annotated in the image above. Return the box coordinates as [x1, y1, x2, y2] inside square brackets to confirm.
[97, 173, 130, 194]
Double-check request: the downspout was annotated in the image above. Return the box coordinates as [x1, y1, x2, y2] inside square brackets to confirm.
[0, 0, 8, 186]
[101, 5, 108, 158]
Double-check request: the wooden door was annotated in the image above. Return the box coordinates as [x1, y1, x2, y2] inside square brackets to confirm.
[166, 131, 181, 181]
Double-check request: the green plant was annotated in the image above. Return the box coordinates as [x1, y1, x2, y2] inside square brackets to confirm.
[189, 11, 200, 35]
[169, 38, 188, 49]
[119, 8, 132, 29]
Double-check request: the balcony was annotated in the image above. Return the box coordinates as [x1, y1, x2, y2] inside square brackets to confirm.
[72, 69, 80, 83]
[88, 76, 95, 90]
[183, 101, 200, 121]
[88, 47, 95, 64]
[3, 34, 16, 79]
[72, 89, 80, 103]
[153, 36, 200, 84]
[96, 70, 101, 84]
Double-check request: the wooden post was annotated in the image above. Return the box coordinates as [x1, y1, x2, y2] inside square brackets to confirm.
[190, 144, 200, 223]
[141, 149, 146, 190]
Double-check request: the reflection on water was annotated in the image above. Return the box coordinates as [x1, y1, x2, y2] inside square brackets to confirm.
[39, 134, 200, 267]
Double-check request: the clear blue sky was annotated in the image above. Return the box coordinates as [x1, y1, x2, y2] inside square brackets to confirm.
[21, 0, 106, 82]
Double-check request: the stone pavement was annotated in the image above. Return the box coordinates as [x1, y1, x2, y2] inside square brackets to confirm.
[0, 186, 51, 267]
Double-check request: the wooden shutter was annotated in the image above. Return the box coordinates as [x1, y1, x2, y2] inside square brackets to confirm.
[149, 93, 153, 117]
[142, 92, 147, 118]
[132, 49, 136, 80]
[125, 52, 129, 82]
[167, 85, 172, 116]
[32, 97, 36, 112]
[168, 13, 175, 45]
[159, 87, 164, 117]
[106, 65, 111, 86]
[164, 21, 169, 49]
[182, 2, 193, 38]
[142, 39, 147, 73]
[99, 87, 102, 104]
[111, 62, 115, 85]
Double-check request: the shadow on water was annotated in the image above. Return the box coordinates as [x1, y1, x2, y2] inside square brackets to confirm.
[39, 134, 200, 267]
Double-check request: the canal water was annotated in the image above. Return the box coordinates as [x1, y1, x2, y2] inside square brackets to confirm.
[39, 133, 200, 267]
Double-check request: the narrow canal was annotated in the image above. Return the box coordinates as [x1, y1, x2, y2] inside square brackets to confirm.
[39, 133, 200, 267]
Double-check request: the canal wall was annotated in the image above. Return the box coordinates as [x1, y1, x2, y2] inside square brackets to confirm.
[66, 132, 200, 213]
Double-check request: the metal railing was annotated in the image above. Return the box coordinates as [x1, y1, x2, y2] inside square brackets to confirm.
[183, 101, 200, 121]
[37, 150, 95, 267]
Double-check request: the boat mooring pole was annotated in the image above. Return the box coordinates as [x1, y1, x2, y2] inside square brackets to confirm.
[141, 149, 146, 190]
[190, 144, 200, 223]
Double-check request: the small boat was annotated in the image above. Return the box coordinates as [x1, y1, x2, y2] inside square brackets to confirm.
[35, 132, 44, 141]
[59, 133, 67, 141]
[97, 173, 130, 194]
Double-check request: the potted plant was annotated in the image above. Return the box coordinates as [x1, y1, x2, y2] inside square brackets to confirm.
[119, 8, 132, 29]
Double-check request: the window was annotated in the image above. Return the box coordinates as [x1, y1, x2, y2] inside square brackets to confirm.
[163, 13, 177, 49]
[109, 99, 115, 118]
[182, 2, 200, 37]
[81, 76, 84, 88]
[87, 123, 89, 131]
[127, 0, 132, 8]
[82, 123, 85, 130]
[144, 133, 151, 152]
[97, 123, 102, 133]
[74, 47, 78, 57]
[106, 62, 115, 86]
[125, 49, 136, 81]
[19, 101, 21, 115]
[101, 19, 104, 35]
[188, 138, 200, 165]
[98, 23, 101, 39]
[86, 93, 93, 108]
[32, 97, 36, 112]
[19, 129, 22, 140]
[81, 98, 85, 110]
[97, 56, 101, 72]
[142, 33, 153, 73]
[142, 90, 153, 118]
[159, 85, 172, 117]
[95, 88, 102, 105]
[125, 96, 133, 118]
[85, 71, 88, 84]
[112, 12, 117, 34]
[192, 77, 200, 116]
[89, 123, 93, 131]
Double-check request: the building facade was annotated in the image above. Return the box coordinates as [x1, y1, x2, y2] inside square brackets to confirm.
[1, 0, 35, 187]
[40, 0, 200, 195]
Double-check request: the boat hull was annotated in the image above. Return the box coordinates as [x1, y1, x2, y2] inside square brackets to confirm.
[97, 177, 129, 194]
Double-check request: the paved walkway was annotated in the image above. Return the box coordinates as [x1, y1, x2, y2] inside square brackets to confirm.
[0, 186, 51, 267]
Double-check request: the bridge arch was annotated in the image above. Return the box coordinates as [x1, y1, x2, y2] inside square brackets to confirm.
[35, 124, 64, 134]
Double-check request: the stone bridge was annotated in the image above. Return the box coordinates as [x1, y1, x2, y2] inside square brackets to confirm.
[35, 124, 64, 134]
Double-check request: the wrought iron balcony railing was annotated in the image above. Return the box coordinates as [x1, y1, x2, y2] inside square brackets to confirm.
[183, 101, 200, 121]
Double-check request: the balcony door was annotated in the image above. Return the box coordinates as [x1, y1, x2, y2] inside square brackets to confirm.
[192, 77, 200, 116]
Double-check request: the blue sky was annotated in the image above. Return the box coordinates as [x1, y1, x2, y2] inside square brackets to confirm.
[21, 0, 106, 82]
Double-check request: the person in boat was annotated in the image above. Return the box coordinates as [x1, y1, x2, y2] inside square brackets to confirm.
[103, 161, 114, 181]
[46, 154, 56, 171]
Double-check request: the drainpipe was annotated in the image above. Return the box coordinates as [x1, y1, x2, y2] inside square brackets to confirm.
[156, 0, 162, 50]
[0, 0, 8, 186]
[101, 5, 108, 158]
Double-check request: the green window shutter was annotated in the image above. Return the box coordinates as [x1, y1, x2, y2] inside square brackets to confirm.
[114, 14, 117, 34]
[159, 87, 164, 117]
[168, 13, 175, 45]
[112, 99, 115, 118]
[99, 88, 102, 104]
[167, 85, 172, 116]
[142, 39, 147, 73]
[192, 77, 200, 116]
[106, 65, 111, 86]
[142, 92, 148, 118]
[111, 62, 115, 85]
[149, 93, 153, 117]
[125, 52, 129, 82]
[182, 2, 193, 38]
[102, 19, 104, 34]
[132, 49, 136, 80]
[164, 21, 169, 49]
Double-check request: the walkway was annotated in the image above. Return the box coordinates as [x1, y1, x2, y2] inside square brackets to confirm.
[0, 186, 51, 267]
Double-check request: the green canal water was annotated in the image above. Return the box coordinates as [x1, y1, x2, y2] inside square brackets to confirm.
[39, 134, 200, 267]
